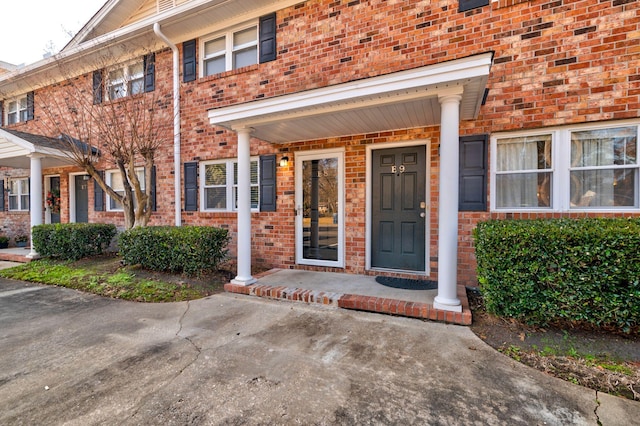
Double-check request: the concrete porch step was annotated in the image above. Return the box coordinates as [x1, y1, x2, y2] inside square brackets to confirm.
[225, 269, 472, 325]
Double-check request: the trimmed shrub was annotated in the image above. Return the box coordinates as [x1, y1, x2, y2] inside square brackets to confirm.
[118, 226, 229, 276]
[474, 218, 640, 334]
[32, 223, 117, 260]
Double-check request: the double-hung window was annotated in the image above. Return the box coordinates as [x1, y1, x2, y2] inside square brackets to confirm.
[8, 178, 29, 211]
[107, 61, 144, 100]
[495, 135, 553, 209]
[570, 127, 638, 208]
[201, 159, 259, 211]
[7, 96, 28, 125]
[106, 169, 145, 211]
[492, 122, 639, 211]
[201, 23, 258, 77]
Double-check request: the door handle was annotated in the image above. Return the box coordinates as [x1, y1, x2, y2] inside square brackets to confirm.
[420, 212, 426, 218]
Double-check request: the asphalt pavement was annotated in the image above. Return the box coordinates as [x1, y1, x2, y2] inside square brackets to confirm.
[1, 278, 638, 425]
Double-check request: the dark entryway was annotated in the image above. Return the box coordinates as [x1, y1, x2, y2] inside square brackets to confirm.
[74, 175, 89, 223]
[371, 146, 426, 271]
[49, 176, 61, 224]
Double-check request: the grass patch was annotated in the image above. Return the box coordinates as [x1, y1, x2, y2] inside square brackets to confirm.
[0, 255, 229, 302]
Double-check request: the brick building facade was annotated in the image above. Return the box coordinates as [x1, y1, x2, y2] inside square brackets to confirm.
[0, 0, 638, 312]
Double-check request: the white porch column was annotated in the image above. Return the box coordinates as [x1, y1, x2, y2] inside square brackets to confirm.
[232, 127, 256, 285]
[434, 94, 462, 312]
[27, 154, 44, 259]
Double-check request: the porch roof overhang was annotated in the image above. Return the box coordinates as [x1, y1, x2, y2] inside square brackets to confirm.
[0, 129, 80, 168]
[208, 53, 493, 143]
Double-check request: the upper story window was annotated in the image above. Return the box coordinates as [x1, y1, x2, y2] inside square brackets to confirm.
[492, 122, 639, 212]
[4, 92, 34, 125]
[200, 158, 259, 211]
[201, 23, 258, 77]
[8, 178, 29, 211]
[107, 61, 144, 100]
[7, 96, 28, 125]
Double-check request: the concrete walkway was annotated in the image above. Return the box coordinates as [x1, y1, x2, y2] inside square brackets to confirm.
[226, 268, 472, 324]
[1, 278, 637, 425]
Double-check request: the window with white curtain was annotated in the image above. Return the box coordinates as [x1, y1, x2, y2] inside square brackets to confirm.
[570, 127, 637, 208]
[495, 135, 552, 209]
[492, 123, 639, 211]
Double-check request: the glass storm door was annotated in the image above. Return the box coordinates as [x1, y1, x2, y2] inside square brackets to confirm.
[295, 150, 344, 267]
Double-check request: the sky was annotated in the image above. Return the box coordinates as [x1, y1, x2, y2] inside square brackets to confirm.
[0, 0, 107, 66]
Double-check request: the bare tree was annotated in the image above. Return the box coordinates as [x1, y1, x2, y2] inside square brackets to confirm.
[34, 50, 171, 228]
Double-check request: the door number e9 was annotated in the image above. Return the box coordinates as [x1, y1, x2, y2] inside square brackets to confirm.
[391, 164, 405, 174]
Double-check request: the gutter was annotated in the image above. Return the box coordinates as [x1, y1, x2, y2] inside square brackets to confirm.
[153, 23, 182, 226]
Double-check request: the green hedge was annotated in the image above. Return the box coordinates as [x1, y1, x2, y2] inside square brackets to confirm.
[474, 218, 640, 334]
[118, 226, 229, 276]
[32, 223, 117, 260]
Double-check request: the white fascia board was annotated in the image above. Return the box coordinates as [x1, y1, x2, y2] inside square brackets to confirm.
[208, 53, 493, 128]
[0, 129, 35, 151]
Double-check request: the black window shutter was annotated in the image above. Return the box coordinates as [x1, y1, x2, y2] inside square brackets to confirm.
[94, 171, 105, 211]
[259, 154, 277, 212]
[0, 180, 4, 211]
[26, 92, 34, 121]
[93, 70, 103, 104]
[144, 53, 156, 92]
[184, 162, 198, 211]
[27, 177, 31, 211]
[259, 13, 277, 63]
[459, 0, 489, 13]
[150, 165, 157, 211]
[459, 135, 488, 211]
[183, 39, 196, 83]
[0, 101, 4, 127]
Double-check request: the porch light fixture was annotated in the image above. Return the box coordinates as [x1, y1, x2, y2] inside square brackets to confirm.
[279, 155, 289, 167]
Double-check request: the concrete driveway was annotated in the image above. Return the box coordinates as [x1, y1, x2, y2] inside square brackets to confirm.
[1, 279, 638, 425]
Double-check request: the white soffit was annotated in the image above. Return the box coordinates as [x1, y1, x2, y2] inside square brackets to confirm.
[0, 129, 74, 168]
[208, 53, 493, 143]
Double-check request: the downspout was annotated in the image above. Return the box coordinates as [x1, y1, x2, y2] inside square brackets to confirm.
[153, 23, 182, 226]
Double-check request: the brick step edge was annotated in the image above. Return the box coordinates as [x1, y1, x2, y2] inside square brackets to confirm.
[224, 282, 472, 325]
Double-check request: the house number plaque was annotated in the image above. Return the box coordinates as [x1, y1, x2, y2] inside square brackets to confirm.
[391, 164, 405, 175]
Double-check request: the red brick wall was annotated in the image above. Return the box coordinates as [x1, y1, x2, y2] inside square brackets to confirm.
[2, 0, 639, 285]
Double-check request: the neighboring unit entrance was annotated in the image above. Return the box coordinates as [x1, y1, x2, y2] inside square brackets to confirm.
[74, 175, 89, 223]
[371, 146, 426, 271]
[48, 176, 60, 224]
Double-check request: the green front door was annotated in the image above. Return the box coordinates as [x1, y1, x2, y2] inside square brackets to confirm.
[371, 146, 426, 271]
[74, 175, 89, 223]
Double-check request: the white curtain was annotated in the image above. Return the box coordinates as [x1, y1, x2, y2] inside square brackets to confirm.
[496, 136, 551, 208]
[571, 127, 637, 207]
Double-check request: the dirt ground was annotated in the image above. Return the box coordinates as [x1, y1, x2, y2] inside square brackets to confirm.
[466, 288, 640, 401]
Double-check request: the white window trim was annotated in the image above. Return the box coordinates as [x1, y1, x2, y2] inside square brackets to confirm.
[105, 168, 145, 211]
[200, 157, 259, 212]
[8, 177, 29, 211]
[106, 60, 144, 100]
[491, 120, 640, 213]
[5, 95, 28, 125]
[199, 21, 258, 78]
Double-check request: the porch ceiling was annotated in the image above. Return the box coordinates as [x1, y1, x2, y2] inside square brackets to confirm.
[208, 53, 493, 144]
